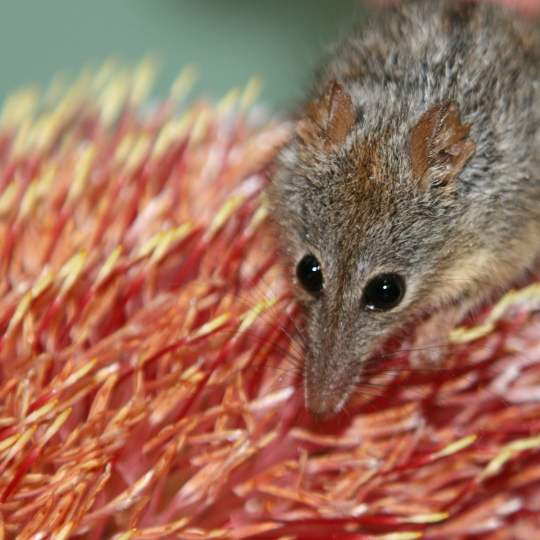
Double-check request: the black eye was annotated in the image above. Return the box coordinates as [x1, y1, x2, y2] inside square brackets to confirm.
[362, 273, 405, 311]
[296, 254, 323, 294]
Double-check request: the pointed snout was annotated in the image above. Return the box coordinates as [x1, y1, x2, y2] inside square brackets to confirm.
[302, 295, 371, 419]
[304, 359, 354, 419]
[305, 390, 343, 420]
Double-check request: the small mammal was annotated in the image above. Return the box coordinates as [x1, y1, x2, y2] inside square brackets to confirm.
[268, 0, 540, 418]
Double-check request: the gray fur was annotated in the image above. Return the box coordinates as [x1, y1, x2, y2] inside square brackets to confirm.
[268, 0, 540, 417]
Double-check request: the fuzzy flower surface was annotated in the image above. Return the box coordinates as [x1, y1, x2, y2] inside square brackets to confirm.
[0, 63, 539, 539]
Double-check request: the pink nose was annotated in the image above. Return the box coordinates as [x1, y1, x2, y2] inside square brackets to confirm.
[305, 390, 341, 420]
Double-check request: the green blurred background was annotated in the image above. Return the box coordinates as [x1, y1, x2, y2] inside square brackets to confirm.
[1, 0, 367, 111]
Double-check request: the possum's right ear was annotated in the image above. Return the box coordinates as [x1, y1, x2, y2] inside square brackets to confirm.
[410, 101, 476, 188]
[296, 81, 356, 150]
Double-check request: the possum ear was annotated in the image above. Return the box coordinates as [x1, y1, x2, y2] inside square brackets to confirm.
[296, 81, 356, 149]
[410, 102, 476, 188]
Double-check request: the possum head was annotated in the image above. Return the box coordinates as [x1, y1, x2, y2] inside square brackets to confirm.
[268, 81, 477, 418]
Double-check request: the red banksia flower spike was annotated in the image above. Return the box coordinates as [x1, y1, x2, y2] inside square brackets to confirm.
[0, 62, 539, 538]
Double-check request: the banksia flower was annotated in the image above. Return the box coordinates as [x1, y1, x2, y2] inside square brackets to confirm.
[0, 62, 539, 539]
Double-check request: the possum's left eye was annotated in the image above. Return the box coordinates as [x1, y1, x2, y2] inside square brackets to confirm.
[362, 273, 405, 311]
[296, 254, 323, 295]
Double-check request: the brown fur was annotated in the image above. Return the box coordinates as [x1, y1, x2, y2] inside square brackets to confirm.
[296, 81, 356, 149]
[268, 0, 540, 418]
[410, 102, 476, 187]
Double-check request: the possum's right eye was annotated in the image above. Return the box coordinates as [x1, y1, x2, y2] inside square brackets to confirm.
[362, 273, 405, 311]
[296, 254, 323, 295]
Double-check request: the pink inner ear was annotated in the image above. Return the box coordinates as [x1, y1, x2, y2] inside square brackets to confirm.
[296, 81, 356, 149]
[410, 101, 476, 187]
[325, 81, 356, 147]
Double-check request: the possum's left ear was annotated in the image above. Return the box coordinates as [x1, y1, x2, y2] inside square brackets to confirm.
[410, 101, 476, 188]
[296, 81, 356, 150]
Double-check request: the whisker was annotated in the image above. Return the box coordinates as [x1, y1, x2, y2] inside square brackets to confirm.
[244, 267, 306, 348]
[230, 283, 306, 358]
